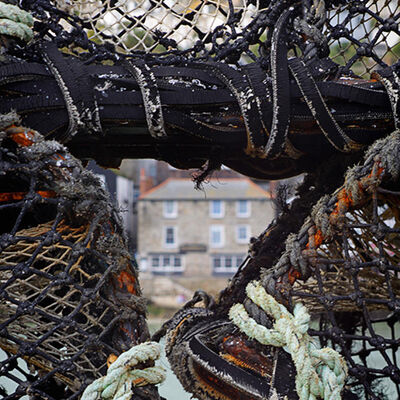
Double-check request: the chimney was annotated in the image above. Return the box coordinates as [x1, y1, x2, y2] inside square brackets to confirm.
[139, 168, 154, 194]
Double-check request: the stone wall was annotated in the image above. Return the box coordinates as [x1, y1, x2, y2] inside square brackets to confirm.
[137, 198, 275, 278]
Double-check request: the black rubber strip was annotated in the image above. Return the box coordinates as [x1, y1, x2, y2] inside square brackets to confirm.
[162, 108, 240, 144]
[244, 62, 274, 140]
[124, 60, 166, 138]
[188, 334, 271, 400]
[289, 57, 355, 152]
[188, 60, 267, 155]
[266, 7, 295, 159]
[40, 41, 102, 142]
[0, 62, 50, 84]
[317, 81, 389, 107]
[375, 66, 400, 129]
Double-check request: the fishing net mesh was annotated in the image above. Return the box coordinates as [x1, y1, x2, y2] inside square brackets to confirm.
[160, 133, 400, 400]
[293, 193, 400, 398]
[0, 115, 151, 399]
[23, 0, 400, 75]
[254, 132, 400, 398]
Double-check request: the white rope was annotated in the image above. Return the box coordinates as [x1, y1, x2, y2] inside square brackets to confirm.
[81, 342, 166, 400]
[0, 2, 33, 42]
[229, 281, 347, 400]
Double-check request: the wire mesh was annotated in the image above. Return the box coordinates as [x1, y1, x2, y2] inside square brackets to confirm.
[67, 0, 257, 52]
[26, 0, 400, 76]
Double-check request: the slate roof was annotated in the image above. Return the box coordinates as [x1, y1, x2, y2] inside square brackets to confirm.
[139, 178, 270, 200]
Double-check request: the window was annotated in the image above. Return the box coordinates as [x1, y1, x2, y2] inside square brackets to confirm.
[210, 200, 224, 218]
[174, 257, 181, 267]
[236, 225, 250, 243]
[210, 225, 224, 248]
[212, 254, 246, 274]
[163, 255, 171, 267]
[151, 254, 183, 273]
[152, 257, 159, 268]
[237, 200, 250, 217]
[163, 200, 177, 218]
[164, 226, 177, 248]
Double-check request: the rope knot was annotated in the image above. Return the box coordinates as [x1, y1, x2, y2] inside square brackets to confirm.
[0, 3, 33, 43]
[81, 342, 166, 400]
[229, 281, 347, 400]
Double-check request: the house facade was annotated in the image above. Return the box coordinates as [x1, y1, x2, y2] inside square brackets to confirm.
[137, 178, 275, 278]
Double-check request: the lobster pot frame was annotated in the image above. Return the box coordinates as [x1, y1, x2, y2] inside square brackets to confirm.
[261, 133, 400, 399]
[162, 133, 400, 400]
[291, 194, 400, 398]
[0, 118, 151, 399]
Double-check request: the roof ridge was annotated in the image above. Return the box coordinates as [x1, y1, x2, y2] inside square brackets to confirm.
[139, 177, 271, 200]
[138, 177, 173, 199]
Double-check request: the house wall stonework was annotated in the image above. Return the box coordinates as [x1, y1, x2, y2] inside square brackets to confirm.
[137, 198, 274, 278]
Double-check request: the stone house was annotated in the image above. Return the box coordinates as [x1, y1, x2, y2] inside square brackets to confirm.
[137, 177, 275, 279]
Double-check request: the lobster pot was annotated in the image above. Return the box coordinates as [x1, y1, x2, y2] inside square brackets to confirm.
[0, 124, 146, 399]
[288, 177, 400, 397]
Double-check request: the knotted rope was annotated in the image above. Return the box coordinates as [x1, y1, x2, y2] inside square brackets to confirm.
[0, 2, 33, 42]
[81, 342, 166, 400]
[229, 281, 347, 400]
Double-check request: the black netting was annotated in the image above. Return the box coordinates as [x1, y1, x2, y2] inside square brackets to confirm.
[0, 0, 396, 180]
[291, 189, 400, 399]
[161, 134, 400, 400]
[0, 114, 154, 399]
[14, 0, 399, 73]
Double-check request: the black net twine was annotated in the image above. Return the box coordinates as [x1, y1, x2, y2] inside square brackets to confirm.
[0, 113, 159, 400]
[258, 132, 400, 399]
[13, 0, 400, 72]
[160, 132, 400, 400]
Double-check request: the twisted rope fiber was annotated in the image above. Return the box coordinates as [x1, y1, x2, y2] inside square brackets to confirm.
[81, 342, 166, 400]
[259, 129, 400, 301]
[0, 2, 33, 42]
[229, 281, 348, 400]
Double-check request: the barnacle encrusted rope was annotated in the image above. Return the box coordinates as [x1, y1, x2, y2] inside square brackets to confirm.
[229, 281, 348, 400]
[81, 342, 166, 400]
[0, 2, 33, 42]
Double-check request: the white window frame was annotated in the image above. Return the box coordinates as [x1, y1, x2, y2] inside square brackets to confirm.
[210, 225, 225, 248]
[150, 254, 184, 273]
[236, 225, 250, 244]
[236, 200, 251, 218]
[163, 226, 178, 248]
[210, 200, 225, 218]
[212, 254, 245, 273]
[163, 200, 178, 218]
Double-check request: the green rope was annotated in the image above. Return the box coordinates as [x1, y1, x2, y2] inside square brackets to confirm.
[81, 342, 166, 400]
[229, 281, 347, 400]
[0, 2, 33, 42]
